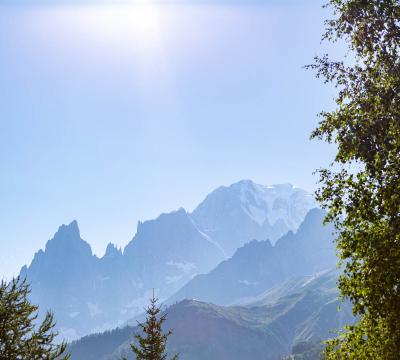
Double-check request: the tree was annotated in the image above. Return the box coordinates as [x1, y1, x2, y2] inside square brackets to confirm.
[124, 291, 178, 360]
[309, 0, 400, 358]
[0, 277, 70, 360]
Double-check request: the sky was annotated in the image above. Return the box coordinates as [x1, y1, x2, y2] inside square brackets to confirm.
[0, 0, 343, 279]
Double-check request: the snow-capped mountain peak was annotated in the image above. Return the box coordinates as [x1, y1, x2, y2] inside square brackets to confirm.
[230, 180, 316, 228]
[192, 180, 317, 255]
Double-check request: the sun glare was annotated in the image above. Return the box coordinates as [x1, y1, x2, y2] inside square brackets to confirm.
[67, 2, 163, 48]
[129, 2, 161, 33]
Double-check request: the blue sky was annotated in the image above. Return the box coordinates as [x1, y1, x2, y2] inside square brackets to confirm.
[0, 0, 342, 278]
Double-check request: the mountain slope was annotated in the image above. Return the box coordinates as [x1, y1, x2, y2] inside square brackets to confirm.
[68, 270, 354, 360]
[123, 208, 225, 297]
[169, 208, 335, 305]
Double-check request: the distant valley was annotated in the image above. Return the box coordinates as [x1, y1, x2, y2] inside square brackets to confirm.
[69, 270, 353, 360]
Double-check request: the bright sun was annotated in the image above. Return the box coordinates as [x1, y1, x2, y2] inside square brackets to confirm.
[129, 1, 161, 33]
[58, 1, 173, 95]
[72, 2, 163, 46]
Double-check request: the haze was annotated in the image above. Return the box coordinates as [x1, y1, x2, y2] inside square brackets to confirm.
[0, 0, 341, 278]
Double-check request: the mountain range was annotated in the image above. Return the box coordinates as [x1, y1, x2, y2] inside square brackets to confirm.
[20, 180, 318, 340]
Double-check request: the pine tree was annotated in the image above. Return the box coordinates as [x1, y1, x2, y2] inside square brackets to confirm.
[124, 291, 178, 360]
[0, 277, 70, 360]
[309, 0, 400, 358]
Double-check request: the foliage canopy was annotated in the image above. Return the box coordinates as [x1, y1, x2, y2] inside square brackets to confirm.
[309, 0, 400, 358]
[0, 277, 69, 360]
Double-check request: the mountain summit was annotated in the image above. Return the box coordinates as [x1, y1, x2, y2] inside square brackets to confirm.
[123, 208, 225, 296]
[192, 180, 316, 255]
